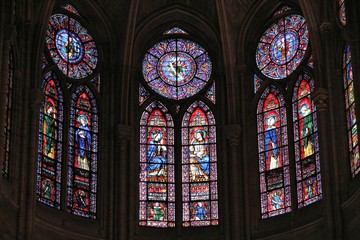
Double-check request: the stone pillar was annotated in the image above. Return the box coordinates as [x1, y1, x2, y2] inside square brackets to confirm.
[117, 124, 132, 240]
[238, 63, 251, 240]
[224, 124, 242, 240]
[312, 86, 338, 240]
[319, 20, 344, 240]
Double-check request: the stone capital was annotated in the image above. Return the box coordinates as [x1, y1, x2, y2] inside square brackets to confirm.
[319, 22, 334, 34]
[117, 124, 132, 142]
[224, 124, 241, 146]
[311, 88, 328, 112]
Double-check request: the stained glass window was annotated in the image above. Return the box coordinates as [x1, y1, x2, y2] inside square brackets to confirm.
[257, 86, 291, 218]
[61, 4, 80, 16]
[163, 27, 189, 35]
[46, 14, 98, 79]
[182, 101, 218, 226]
[90, 74, 101, 92]
[42, 53, 48, 70]
[292, 73, 322, 207]
[142, 38, 212, 100]
[339, 0, 346, 26]
[67, 86, 98, 218]
[38, 8, 100, 218]
[205, 82, 216, 104]
[343, 45, 360, 177]
[2, 49, 14, 176]
[256, 14, 308, 80]
[36, 71, 63, 208]
[139, 29, 217, 228]
[307, 55, 314, 69]
[139, 83, 150, 106]
[273, 5, 292, 17]
[139, 101, 175, 227]
[254, 74, 265, 93]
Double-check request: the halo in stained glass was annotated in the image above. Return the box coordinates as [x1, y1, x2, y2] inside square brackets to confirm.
[46, 14, 98, 79]
[143, 39, 212, 100]
[256, 15, 308, 80]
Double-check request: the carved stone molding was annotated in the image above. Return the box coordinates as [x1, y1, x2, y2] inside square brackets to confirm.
[224, 124, 241, 146]
[319, 22, 334, 35]
[117, 124, 132, 143]
[311, 88, 328, 112]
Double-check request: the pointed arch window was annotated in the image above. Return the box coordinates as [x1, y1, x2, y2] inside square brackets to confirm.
[292, 73, 322, 207]
[139, 27, 218, 228]
[254, 6, 322, 218]
[2, 47, 15, 177]
[257, 86, 291, 218]
[182, 101, 218, 226]
[139, 101, 175, 227]
[338, 0, 346, 25]
[37, 72, 64, 208]
[342, 44, 360, 177]
[37, 4, 100, 219]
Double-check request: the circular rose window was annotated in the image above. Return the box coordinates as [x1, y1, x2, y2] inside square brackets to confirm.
[142, 39, 212, 100]
[256, 15, 308, 80]
[46, 14, 98, 79]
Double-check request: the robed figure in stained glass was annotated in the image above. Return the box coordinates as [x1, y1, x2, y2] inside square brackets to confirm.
[192, 202, 208, 220]
[149, 202, 165, 221]
[75, 114, 91, 170]
[189, 129, 210, 181]
[269, 190, 284, 211]
[265, 114, 280, 170]
[299, 102, 314, 158]
[42, 178, 55, 201]
[43, 99, 57, 158]
[74, 189, 88, 210]
[147, 129, 167, 177]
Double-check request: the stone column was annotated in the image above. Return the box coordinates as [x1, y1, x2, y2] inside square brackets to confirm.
[224, 124, 242, 240]
[116, 124, 132, 240]
[312, 86, 338, 240]
[318, 20, 344, 240]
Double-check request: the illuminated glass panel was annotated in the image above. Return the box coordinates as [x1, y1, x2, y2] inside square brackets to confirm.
[182, 101, 218, 227]
[90, 74, 101, 92]
[61, 4, 80, 16]
[142, 39, 212, 100]
[257, 86, 291, 218]
[339, 0, 346, 25]
[292, 73, 322, 207]
[343, 45, 360, 177]
[139, 83, 150, 106]
[205, 82, 216, 104]
[46, 14, 98, 79]
[67, 86, 98, 218]
[42, 53, 48, 70]
[307, 55, 314, 69]
[139, 101, 175, 228]
[254, 74, 265, 93]
[2, 49, 14, 176]
[273, 5, 292, 17]
[163, 27, 189, 35]
[256, 15, 308, 80]
[36, 71, 63, 208]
